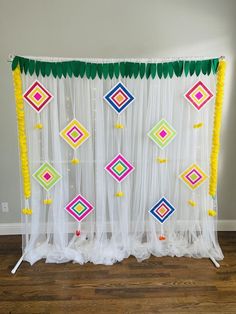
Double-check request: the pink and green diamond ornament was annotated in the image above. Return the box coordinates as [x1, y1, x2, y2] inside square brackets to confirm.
[179, 163, 208, 190]
[184, 80, 214, 111]
[33, 162, 61, 191]
[105, 153, 135, 183]
[65, 194, 94, 222]
[148, 119, 176, 149]
[149, 197, 176, 224]
[23, 80, 53, 113]
[103, 82, 135, 114]
[60, 119, 90, 150]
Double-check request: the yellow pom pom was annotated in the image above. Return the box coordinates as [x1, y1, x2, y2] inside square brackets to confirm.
[71, 158, 80, 164]
[156, 157, 168, 163]
[115, 191, 124, 197]
[114, 123, 124, 129]
[43, 199, 52, 205]
[35, 123, 43, 129]
[188, 200, 196, 207]
[193, 122, 204, 129]
[208, 209, 217, 217]
[22, 208, 32, 215]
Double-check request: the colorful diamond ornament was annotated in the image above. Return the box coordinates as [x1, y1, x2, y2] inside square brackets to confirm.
[184, 80, 214, 111]
[65, 194, 94, 222]
[23, 80, 53, 113]
[149, 197, 176, 223]
[105, 153, 134, 182]
[103, 82, 135, 114]
[179, 163, 208, 190]
[60, 119, 90, 150]
[148, 119, 176, 149]
[33, 162, 61, 191]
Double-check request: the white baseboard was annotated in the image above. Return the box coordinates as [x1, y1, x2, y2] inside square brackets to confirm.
[0, 220, 235, 235]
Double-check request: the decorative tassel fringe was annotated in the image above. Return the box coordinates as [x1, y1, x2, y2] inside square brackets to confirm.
[43, 199, 52, 205]
[193, 122, 203, 128]
[114, 123, 124, 129]
[71, 158, 80, 164]
[209, 60, 226, 197]
[115, 191, 124, 197]
[159, 235, 166, 241]
[188, 200, 196, 207]
[22, 208, 32, 215]
[13, 66, 31, 199]
[156, 157, 168, 163]
[208, 209, 217, 217]
[35, 123, 43, 129]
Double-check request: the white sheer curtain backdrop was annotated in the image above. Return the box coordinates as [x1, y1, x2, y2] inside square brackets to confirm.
[19, 58, 223, 265]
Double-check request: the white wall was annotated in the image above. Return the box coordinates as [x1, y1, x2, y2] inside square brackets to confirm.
[0, 0, 235, 226]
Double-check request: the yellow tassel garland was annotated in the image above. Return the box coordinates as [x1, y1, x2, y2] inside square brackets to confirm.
[209, 60, 226, 196]
[188, 200, 196, 207]
[13, 66, 31, 199]
[115, 191, 124, 197]
[208, 209, 217, 217]
[22, 208, 32, 215]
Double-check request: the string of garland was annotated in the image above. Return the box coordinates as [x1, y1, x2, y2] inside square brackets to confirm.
[209, 60, 226, 197]
[12, 56, 219, 80]
[12, 65, 31, 199]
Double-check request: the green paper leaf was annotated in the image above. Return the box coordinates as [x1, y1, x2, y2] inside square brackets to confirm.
[139, 63, 145, 78]
[207, 59, 211, 75]
[157, 63, 163, 79]
[91, 63, 97, 79]
[168, 63, 174, 78]
[102, 63, 109, 79]
[109, 63, 114, 79]
[151, 63, 156, 79]
[133, 63, 139, 78]
[23, 59, 29, 75]
[29, 60, 35, 76]
[195, 61, 201, 76]
[97, 64, 103, 79]
[79, 62, 85, 78]
[86, 62, 91, 79]
[57, 63, 63, 78]
[35, 61, 40, 76]
[173, 61, 180, 77]
[12, 56, 19, 71]
[62, 62, 68, 78]
[146, 63, 151, 79]
[40, 62, 46, 77]
[212, 58, 219, 74]
[114, 63, 119, 79]
[190, 61, 195, 76]
[201, 60, 208, 75]
[120, 62, 125, 78]
[128, 62, 134, 78]
[179, 61, 183, 76]
[51, 63, 57, 78]
[72, 61, 79, 77]
[45, 62, 51, 76]
[125, 62, 129, 78]
[163, 63, 168, 78]
[184, 61, 190, 77]
[67, 62, 72, 78]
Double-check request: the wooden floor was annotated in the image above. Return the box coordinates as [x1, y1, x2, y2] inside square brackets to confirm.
[0, 233, 235, 314]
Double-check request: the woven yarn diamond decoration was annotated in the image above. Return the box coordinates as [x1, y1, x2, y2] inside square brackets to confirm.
[105, 153, 135, 183]
[23, 80, 53, 113]
[184, 80, 214, 111]
[33, 162, 61, 191]
[179, 163, 208, 190]
[65, 194, 94, 222]
[149, 197, 176, 223]
[103, 82, 135, 114]
[148, 119, 176, 149]
[60, 119, 90, 150]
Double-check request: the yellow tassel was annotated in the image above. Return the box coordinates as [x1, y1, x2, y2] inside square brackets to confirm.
[43, 199, 53, 205]
[22, 208, 32, 215]
[114, 123, 124, 129]
[193, 122, 203, 128]
[188, 200, 196, 207]
[35, 123, 43, 129]
[71, 158, 80, 164]
[156, 157, 168, 163]
[208, 209, 217, 217]
[13, 66, 31, 199]
[115, 191, 124, 197]
[209, 60, 226, 197]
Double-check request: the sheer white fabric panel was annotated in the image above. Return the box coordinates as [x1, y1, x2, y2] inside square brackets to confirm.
[20, 71, 223, 265]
